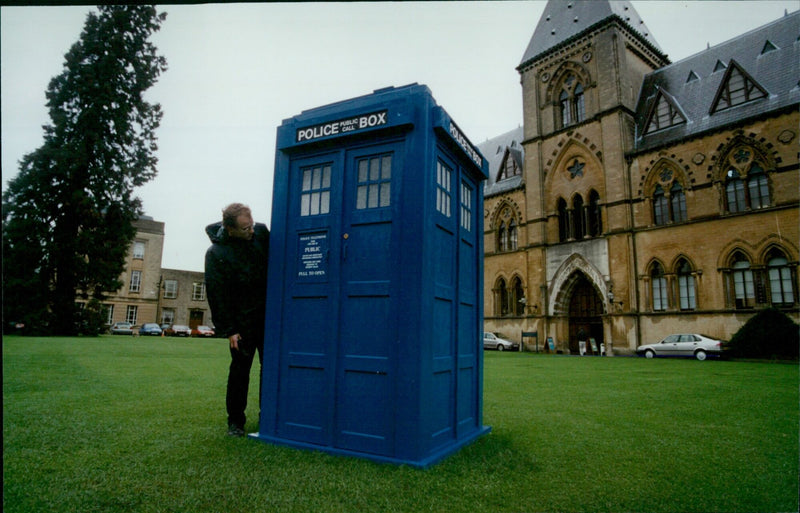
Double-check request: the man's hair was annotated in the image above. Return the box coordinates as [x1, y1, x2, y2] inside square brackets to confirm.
[222, 203, 252, 228]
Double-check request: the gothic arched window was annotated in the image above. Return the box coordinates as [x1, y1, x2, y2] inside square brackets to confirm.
[653, 185, 668, 225]
[767, 249, 796, 307]
[731, 252, 755, 309]
[495, 278, 509, 316]
[511, 276, 526, 316]
[496, 206, 518, 253]
[651, 263, 668, 311]
[747, 164, 770, 209]
[508, 219, 518, 251]
[588, 190, 602, 236]
[573, 195, 585, 239]
[557, 198, 569, 242]
[559, 90, 571, 127]
[670, 182, 687, 223]
[558, 73, 586, 129]
[677, 259, 696, 310]
[725, 169, 746, 213]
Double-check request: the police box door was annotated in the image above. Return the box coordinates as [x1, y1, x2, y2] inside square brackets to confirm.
[276, 151, 343, 446]
[277, 142, 401, 456]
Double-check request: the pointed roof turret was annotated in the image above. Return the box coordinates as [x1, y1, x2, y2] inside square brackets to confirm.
[518, 0, 664, 69]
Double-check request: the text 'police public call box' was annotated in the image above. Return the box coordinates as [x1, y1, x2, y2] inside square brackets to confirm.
[253, 84, 490, 468]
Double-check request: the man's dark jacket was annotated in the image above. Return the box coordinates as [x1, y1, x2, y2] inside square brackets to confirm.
[204, 222, 269, 340]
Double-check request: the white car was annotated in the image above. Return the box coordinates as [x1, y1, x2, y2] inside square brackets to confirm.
[636, 334, 727, 361]
[483, 332, 519, 352]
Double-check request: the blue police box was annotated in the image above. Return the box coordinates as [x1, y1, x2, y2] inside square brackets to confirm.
[253, 84, 490, 467]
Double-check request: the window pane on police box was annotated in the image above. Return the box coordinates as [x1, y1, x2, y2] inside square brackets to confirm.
[380, 183, 390, 207]
[320, 191, 330, 214]
[381, 155, 392, 180]
[357, 185, 367, 209]
[322, 166, 331, 188]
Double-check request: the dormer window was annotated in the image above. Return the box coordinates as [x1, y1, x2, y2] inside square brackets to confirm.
[760, 40, 778, 55]
[711, 60, 767, 113]
[497, 148, 522, 181]
[644, 89, 686, 134]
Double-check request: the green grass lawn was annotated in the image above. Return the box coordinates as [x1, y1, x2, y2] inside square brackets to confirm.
[3, 336, 798, 513]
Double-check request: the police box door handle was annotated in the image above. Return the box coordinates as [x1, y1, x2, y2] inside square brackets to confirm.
[343, 233, 349, 260]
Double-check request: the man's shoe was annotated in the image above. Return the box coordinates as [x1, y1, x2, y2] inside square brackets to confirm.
[227, 424, 245, 437]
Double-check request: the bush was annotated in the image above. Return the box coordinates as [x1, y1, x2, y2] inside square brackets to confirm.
[728, 308, 799, 359]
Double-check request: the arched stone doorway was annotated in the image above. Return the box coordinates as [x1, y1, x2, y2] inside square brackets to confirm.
[567, 273, 604, 354]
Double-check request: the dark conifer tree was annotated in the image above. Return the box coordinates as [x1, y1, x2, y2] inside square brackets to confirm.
[2, 6, 167, 335]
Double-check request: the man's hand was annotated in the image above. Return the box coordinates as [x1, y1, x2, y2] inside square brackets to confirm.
[229, 333, 242, 351]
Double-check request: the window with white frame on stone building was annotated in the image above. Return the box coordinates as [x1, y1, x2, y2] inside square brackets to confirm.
[164, 279, 178, 299]
[126, 305, 138, 324]
[192, 282, 206, 301]
[129, 271, 142, 293]
[161, 308, 175, 326]
[132, 241, 145, 259]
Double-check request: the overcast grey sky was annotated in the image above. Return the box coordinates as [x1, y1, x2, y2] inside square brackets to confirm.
[2, 1, 797, 272]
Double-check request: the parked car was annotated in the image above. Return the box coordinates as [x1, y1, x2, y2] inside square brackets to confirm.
[636, 334, 727, 361]
[110, 322, 135, 335]
[483, 332, 519, 351]
[138, 323, 163, 336]
[164, 324, 192, 337]
[192, 325, 215, 338]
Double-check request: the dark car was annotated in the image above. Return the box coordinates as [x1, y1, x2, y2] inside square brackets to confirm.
[165, 324, 192, 337]
[138, 323, 163, 336]
[192, 325, 215, 338]
[110, 322, 135, 335]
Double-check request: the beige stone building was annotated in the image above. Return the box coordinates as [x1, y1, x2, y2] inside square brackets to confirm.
[98, 216, 212, 330]
[480, 1, 799, 354]
[159, 268, 211, 328]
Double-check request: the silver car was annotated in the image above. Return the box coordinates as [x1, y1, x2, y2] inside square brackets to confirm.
[110, 322, 134, 335]
[483, 332, 519, 352]
[636, 334, 727, 361]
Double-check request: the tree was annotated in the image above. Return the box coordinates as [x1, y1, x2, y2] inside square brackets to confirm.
[2, 6, 167, 335]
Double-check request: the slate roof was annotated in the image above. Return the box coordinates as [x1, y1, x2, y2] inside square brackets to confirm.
[478, 127, 525, 197]
[633, 10, 800, 153]
[519, 0, 663, 69]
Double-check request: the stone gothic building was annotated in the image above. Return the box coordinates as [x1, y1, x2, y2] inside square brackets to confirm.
[480, 1, 799, 354]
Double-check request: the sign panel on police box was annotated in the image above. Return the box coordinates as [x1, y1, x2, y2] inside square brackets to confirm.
[296, 110, 388, 143]
[298, 232, 328, 279]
